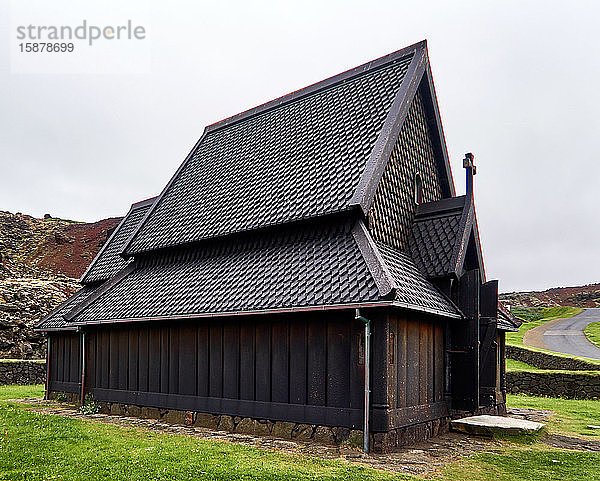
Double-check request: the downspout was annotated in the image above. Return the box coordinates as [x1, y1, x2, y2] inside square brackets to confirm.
[355, 309, 371, 453]
[79, 330, 86, 405]
[44, 336, 51, 400]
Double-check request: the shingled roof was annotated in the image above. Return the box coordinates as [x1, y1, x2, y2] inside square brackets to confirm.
[37, 40, 469, 331]
[408, 193, 484, 281]
[80, 197, 156, 284]
[34, 285, 100, 331]
[122, 41, 453, 256]
[65, 218, 459, 325]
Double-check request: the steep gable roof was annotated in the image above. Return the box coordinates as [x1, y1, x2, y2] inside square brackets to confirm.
[80, 197, 156, 284]
[123, 41, 454, 256]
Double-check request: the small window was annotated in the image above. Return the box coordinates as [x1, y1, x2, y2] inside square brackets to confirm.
[414, 173, 423, 205]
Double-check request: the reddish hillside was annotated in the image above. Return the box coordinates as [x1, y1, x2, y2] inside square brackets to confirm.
[0, 211, 121, 358]
[500, 283, 600, 309]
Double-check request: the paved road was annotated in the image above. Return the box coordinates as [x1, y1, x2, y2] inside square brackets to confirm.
[542, 308, 600, 360]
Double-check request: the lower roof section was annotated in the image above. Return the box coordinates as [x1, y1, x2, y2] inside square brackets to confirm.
[64, 218, 460, 326]
[34, 285, 100, 331]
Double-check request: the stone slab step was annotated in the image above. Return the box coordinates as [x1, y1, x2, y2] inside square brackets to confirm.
[451, 415, 545, 436]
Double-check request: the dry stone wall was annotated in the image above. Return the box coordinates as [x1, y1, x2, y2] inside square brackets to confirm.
[506, 345, 600, 371]
[506, 371, 600, 399]
[0, 360, 46, 385]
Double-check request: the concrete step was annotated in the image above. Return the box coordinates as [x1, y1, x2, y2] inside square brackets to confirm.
[451, 415, 545, 436]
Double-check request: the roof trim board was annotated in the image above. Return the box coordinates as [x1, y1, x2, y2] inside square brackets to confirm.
[351, 220, 396, 299]
[349, 43, 428, 213]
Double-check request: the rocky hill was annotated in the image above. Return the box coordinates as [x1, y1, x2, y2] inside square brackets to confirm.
[500, 283, 600, 309]
[0, 211, 121, 358]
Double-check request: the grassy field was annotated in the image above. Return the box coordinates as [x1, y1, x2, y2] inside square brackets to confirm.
[507, 394, 600, 438]
[1, 386, 600, 480]
[505, 359, 542, 371]
[506, 306, 583, 347]
[585, 321, 600, 349]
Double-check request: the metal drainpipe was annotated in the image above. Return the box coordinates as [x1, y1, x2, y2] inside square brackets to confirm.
[355, 309, 371, 453]
[80, 330, 86, 405]
[44, 336, 51, 400]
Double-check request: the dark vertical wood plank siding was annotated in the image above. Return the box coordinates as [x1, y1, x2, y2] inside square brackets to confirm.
[209, 324, 223, 398]
[418, 325, 428, 404]
[405, 320, 420, 406]
[87, 331, 96, 390]
[223, 324, 239, 399]
[179, 325, 197, 396]
[109, 330, 119, 389]
[168, 327, 179, 394]
[148, 327, 161, 393]
[100, 330, 109, 389]
[54, 312, 407, 429]
[160, 328, 170, 393]
[138, 327, 149, 392]
[271, 321, 289, 404]
[196, 325, 209, 397]
[69, 334, 79, 382]
[50, 336, 59, 383]
[327, 321, 350, 408]
[55, 336, 64, 382]
[127, 329, 139, 391]
[396, 317, 407, 408]
[254, 322, 271, 402]
[434, 323, 444, 402]
[118, 329, 128, 390]
[307, 319, 326, 406]
[289, 321, 307, 405]
[239, 324, 255, 401]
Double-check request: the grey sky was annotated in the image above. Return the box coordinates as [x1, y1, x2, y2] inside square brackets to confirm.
[1, 0, 599, 293]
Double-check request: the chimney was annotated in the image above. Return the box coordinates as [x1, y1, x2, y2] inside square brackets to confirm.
[463, 152, 476, 197]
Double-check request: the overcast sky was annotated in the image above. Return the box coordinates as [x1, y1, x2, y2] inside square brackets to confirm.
[1, 0, 599, 293]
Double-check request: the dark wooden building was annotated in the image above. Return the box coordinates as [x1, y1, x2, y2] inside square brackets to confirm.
[36, 41, 519, 452]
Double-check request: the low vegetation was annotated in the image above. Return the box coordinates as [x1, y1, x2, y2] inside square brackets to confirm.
[1, 386, 600, 480]
[506, 306, 583, 347]
[584, 321, 600, 350]
[505, 359, 542, 372]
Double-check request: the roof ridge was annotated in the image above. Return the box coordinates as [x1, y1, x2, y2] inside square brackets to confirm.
[205, 40, 425, 134]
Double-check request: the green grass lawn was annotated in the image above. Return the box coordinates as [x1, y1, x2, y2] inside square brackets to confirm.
[507, 394, 600, 438]
[2, 386, 600, 480]
[585, 321, 600, 349]
[506, 306, 583, 347]
[505, 359, 542, 371]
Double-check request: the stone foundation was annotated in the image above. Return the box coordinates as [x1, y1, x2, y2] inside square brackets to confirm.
[48, 391, 79, 403]
[48, 392, 506, 452]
